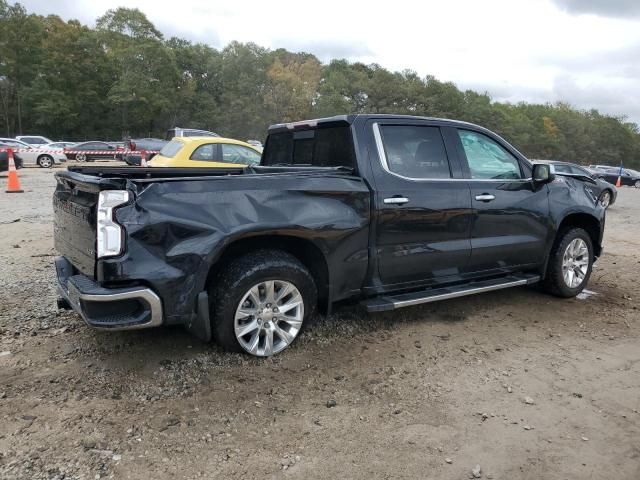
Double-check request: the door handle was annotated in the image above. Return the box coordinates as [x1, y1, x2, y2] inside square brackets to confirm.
[384, 196, 410, 205]
[474, 194, 495, 202]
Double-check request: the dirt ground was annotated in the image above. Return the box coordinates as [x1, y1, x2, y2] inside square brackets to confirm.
[1, 166, 639, 480]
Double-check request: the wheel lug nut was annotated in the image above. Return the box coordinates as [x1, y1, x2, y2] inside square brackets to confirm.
[272, 307, 278, 313]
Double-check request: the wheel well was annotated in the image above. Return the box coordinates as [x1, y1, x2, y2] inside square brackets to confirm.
[557, 213, 602, 257]
[206, 235, 330, 313]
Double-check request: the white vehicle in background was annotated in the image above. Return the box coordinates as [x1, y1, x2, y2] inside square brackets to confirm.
[246, 139, 263, 152]
[15, 135, 53, 145]
[43, 141, 77, 150]
[0, 138, 66, 168]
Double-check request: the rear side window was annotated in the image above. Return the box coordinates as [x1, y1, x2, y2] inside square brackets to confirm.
[458, 130, 522, 180]
[262, 126, 356, 169]
[159, 140, 184, 158]
[190, 144, 216, 161]
[378, 125, 451, 179]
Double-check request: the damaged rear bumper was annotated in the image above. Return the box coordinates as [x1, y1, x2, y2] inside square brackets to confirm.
[55, 256, 163, 330]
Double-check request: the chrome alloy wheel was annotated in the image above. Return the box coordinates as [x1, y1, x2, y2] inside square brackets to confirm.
[562, 238, 589, 288]
[234, 280, 304, 356]
[38, 155, 53, 168]
[599, 191, 611, 208]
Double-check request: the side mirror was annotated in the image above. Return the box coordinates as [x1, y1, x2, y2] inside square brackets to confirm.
[532, 163, 555, 184]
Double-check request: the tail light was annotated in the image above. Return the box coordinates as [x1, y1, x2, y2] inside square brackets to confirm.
[97, 190, 130, 258]
[130, 141, 136, 151]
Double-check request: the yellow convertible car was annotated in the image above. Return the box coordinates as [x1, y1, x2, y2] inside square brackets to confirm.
[149, 137, 262, 168]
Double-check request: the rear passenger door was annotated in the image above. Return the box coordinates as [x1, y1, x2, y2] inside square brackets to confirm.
[370, 120, 473, 288]
[454, 129, 549, 273]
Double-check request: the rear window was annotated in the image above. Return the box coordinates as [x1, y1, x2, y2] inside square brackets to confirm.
[262, 126, 356, 169]
[159, 140, 184, 158]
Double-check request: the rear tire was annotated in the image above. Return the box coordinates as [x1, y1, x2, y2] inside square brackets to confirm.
[209, 250, 317, 356]
[635, 180, 640, 189]
[543, 228, 593, 298]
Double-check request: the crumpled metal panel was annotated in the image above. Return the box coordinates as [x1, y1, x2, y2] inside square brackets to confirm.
[97, 173, 371, 324]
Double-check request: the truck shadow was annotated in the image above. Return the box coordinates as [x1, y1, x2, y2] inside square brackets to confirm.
[80, 284, 550, 372]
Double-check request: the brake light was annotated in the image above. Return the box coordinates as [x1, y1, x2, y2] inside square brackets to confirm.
[130, 141, 136, 151]
[286, 120, 318, 130]
[97, 190, 130, 258]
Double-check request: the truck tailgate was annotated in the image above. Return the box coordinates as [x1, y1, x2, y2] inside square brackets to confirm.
[53, 173, 101, 277]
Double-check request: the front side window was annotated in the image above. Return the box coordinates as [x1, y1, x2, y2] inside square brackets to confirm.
[458, 130, 522, 180]
[379, 125, 451, 179]
[221, 144, 261, 165]
[190, 144, 216, 161]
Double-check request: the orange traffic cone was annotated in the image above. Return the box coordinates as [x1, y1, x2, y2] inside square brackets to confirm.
[5, 148, 24, 193]
[615, 176, 621, 187]
[140, 150, 148, 167]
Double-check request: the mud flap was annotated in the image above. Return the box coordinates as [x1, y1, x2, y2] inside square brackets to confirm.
[186, 292, 212, 342]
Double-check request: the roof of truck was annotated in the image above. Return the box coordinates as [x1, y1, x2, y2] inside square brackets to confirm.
[267, 114, 486, 133]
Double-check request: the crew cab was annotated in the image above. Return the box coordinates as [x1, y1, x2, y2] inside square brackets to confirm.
[53, 115, 605, 357]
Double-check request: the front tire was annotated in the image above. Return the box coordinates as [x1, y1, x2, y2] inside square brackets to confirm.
[543, 228, 593, 298]
[635, 180, 640, 189]
[209, 250, 317, 357]
[37, 155, 53, 168]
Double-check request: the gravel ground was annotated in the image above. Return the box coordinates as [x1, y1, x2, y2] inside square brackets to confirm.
[1, 166, 639, 480]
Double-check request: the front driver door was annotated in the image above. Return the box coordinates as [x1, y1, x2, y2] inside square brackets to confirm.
[455, 129, 549, 273]
[371, 121, 473, 289]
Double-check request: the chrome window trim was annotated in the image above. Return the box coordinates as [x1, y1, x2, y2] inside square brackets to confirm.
[372, 122, 532, 183]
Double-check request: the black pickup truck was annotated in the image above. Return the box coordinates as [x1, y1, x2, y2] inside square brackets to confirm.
[53, 115, 605, 356]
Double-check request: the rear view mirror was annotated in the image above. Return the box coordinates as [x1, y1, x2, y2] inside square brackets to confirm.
[533, 163, 555, 184]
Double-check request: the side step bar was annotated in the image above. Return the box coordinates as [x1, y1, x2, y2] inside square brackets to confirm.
[362, 274, 540, 312]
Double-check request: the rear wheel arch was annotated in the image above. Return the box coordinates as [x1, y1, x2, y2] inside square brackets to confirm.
[205, 235, 330, 314]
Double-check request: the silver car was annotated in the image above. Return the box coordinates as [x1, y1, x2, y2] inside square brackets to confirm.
[0, 138, 67, 168]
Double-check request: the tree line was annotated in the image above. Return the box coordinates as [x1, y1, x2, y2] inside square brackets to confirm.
[1, 2, 639, 168]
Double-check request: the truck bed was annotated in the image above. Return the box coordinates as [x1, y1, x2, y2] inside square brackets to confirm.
[66, 164, 354, 181]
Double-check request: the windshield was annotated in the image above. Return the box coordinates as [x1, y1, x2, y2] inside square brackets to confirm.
[159, 140, 184, 158]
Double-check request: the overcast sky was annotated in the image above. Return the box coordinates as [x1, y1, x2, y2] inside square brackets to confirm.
[20, 0, 640, 124]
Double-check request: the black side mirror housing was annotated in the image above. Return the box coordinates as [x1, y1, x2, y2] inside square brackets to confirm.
[532, 163, 555, 184]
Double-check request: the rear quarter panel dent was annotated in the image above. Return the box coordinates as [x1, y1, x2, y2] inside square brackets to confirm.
[102, 175, 371, 321]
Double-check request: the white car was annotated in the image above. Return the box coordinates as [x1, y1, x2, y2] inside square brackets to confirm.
[0, 138, 66, 168]
[15, 135, 53, 145]
[43, 142, 77, 150]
